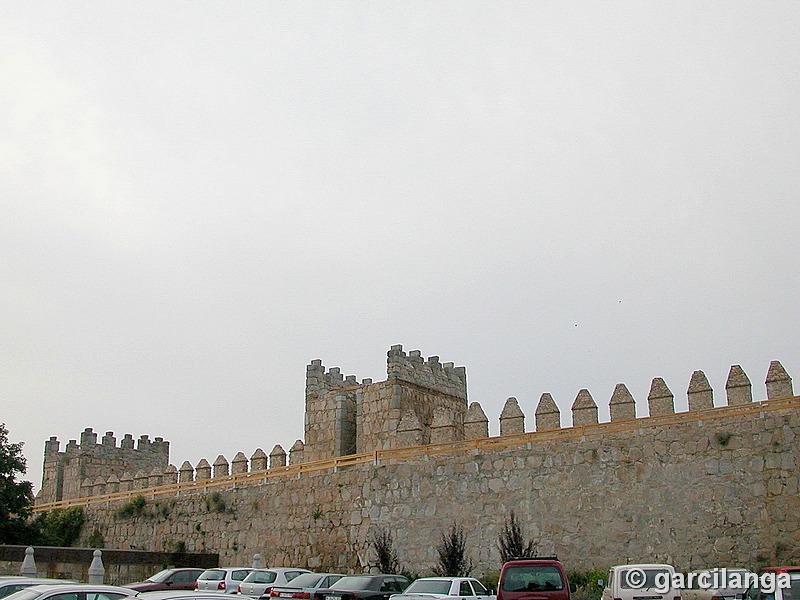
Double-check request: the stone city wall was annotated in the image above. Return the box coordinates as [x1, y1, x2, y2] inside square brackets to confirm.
[66, 369, 796, 575]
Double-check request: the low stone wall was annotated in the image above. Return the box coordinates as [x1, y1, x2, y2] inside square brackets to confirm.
[77, 398, 800, 575]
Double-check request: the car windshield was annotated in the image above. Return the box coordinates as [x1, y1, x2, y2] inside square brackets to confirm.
[146, 571, 172, 583]
[245, 572, 277, 584]
[282, 575, 323, 588]
[788, 575, 800, 600]
[404, 581, 452, 595]
[3, 591, 43, 600]
[502, 567, 564, 592]
[331, 577, 375, 591]
[620, 569, 671, 590]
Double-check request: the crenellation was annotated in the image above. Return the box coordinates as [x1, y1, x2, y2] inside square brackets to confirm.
[464, 402, 489, 439]
[195, 459, 211, 481]
[179, 461, 194, 483]
[270, 445, 287, 468]
[102, 431, 116, 447]
[164, 464, 178, 484]
[535, 393, 561, 431]
[289, 440, 305, 465]
[500, 397, 525, 435]
[232, 452, 249, 474]
[81, 428, 97, 446]
[648, 377, 675, 416]
[609, 383, 636, 421]
[688, 370, 714, 411]
[213, 455, 229, 478]
[726, 365, 752, 405]
[250, 448, 268, 471]
[121, 434, 134, 449]
[572, 389, 599, 426]
[766, 360, 793, 400]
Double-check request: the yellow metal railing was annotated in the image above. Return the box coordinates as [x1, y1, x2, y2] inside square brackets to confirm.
[33, 395, 799, 513]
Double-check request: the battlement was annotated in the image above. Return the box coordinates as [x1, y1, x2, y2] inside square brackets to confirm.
[45, 428, 170, 457]
[38, 428, 170, 505]
[386, 344, 467, 400]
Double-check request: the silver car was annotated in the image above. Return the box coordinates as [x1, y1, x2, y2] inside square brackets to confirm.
[3, 584, 136, 600]
[195, 569, 253, 595]
[238, 570, 312, 598]
[0, 580, 78, 600]
[269, 574, 346, 600]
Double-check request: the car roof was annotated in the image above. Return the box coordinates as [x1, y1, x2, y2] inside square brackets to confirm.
[135, 592, 235, 600]
[19, 585, 134, 593]
[611, 564, 675, 569]
[0, 581, 76, 586]
[760, 567, 800, 574]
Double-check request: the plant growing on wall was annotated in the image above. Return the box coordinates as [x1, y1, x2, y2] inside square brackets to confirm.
[115, 495, 148, 518]
[33, 507, 85, 546]
[498, 510, 538, 563]
[371, 527, 400, 574]
[435, 522, 472, 576]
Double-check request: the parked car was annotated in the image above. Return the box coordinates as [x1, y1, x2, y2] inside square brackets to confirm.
[134, 592, 243, 600]
[498, 557, 572, 600]
[389, 577, 494, 600]
[268, 574, 347, 600]
[741, 568, 800, 600]
[0, 580, 78, 600]
[3, 583, 137, 600]
[238, 569, 311, 597]
[682, 569, 752, 600]
[600, 564, 679, 600]
[195, 569, 253, 594]
[127, 570, 207, 593]
[313, 575, 410, 600]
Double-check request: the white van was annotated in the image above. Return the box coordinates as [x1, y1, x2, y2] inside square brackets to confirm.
[601, 564, 680, 600]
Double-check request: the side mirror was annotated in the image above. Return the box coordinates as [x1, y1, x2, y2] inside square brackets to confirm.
[166, 581, 174, 586]
[570, 584, 577, 593]
[598, 580, 604, 588]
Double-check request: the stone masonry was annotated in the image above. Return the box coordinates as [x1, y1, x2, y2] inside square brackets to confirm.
[37, 347, 799, 576]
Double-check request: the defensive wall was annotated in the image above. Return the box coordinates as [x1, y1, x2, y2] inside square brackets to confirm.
[34, 346, 799, 575]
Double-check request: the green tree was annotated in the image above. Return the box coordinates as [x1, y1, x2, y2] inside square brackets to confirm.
[33, 507, 85, 546]
[435, 522, 473, 576]
[0, 423, 36, 544]
[498, 510, 538, 563]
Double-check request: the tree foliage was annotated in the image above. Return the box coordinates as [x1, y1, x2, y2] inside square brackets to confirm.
[498, 510, 538, 563]
[0, 423, 36, 544]
[435, 522, 473, 576]
[32, 507, 85, 546]
[371, 527, 400, 574]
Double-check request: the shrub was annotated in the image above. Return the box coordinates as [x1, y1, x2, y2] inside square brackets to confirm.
[33, 507, 85, 546]
[435, 522, 473, 576]
[498, 510, 538, 563]
[115, 495, 148, 518]
[371, 527, 400, 574]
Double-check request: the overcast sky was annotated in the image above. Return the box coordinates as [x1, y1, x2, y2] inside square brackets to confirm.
[3, 2, 799, 494]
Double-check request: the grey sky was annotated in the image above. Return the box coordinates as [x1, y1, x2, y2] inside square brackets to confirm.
[2, 2, 798, 493]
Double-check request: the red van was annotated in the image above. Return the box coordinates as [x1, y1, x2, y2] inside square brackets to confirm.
[497, 558, 572, 600]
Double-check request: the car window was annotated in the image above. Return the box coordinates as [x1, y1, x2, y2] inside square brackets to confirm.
[201, 571, 224, 581]
[253, 572, 277, 584]
[471, 581, 489, 596]
[406, 581, 452, 595]
[619, 570, 670, 591]
[288, 574, 324, 588]
[48, 594, 79, 600]
[173, 572, 198, 584]
[86, 594, 128, 600]
[286, 573, 305, 582]
[460, 581, 475, 596]
[502, 566, 565, 592]
[234, 571, 253, 582]
[324, 576, 344, 588]
[0, 585, 30, 598]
